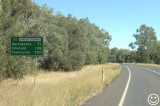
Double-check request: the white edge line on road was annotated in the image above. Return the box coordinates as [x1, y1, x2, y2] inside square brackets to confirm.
[118, 66, 131, 106]
[141, 67, 160, 75]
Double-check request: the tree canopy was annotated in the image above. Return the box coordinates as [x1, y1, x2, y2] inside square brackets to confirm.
[1, 0, 159, 79]
[129, 24, 157, 63]
[109, 24, 159, 64]
[0, 0, 111, 78]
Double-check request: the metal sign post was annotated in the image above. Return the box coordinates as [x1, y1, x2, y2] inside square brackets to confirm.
[34, 56, 37, 88]
[17, 56, 19, 89]
[102, 68, 105, 82]
[10, 36, 43, 89]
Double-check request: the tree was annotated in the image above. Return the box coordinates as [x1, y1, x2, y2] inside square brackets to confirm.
[130, 50, 137, 63]
[151, 41, 160, 64]
[0, 1, 112, 79]
[108, 47, 119, 63]
[0, 0, 39, 78]
[129, 24, 157, 63]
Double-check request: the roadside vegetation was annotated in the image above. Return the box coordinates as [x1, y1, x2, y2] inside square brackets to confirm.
[0, 1, 121, 106]
[1, 0, 159, 79]
[0, 0, 159, 105]
[0, 63, 120, 106]
[108, 24, 160, 65]
[0, 0, 111, 79]
[124, 63, 160, 68]
[137, 63, 160, 67]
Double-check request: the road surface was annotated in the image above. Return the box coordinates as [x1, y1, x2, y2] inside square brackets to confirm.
[82, 64, 160, 106]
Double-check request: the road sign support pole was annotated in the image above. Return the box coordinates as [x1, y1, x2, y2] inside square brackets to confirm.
[34, 56, 37, 88]
[17, 56, 19, 89]
[102, 68, 105, 82]
[10, 37, 43, 88]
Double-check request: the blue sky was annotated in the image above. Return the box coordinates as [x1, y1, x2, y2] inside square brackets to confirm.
[33, 0, 160, 49]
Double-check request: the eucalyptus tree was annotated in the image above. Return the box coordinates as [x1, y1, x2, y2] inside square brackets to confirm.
[129, 24, 157, 63]
[0, 0, 39, 78]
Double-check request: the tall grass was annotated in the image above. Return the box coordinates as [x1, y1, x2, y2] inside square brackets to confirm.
[137, 63, 160, 67]
[124, 63, 160, 67]
[0, 63, 121, 106]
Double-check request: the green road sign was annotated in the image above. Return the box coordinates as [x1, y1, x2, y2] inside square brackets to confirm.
[10, 36, 43, 56]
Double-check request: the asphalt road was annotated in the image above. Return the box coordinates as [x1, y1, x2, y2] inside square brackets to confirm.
[82, 64, 160, 106]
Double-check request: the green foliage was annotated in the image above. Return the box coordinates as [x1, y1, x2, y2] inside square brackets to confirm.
[0, 0, 44, 78]
[0, 1, 111, 78]
[109, 25, 159, 64]
[129, 24, 157, 63]
[108, 48, 131, 63]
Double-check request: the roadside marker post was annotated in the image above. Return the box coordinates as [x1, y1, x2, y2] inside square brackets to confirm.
[102, 68, 105, 82]
[10, 36, 43, 89]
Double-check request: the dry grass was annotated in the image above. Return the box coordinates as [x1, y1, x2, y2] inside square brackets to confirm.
[0, 63, 121, 106]
[137, 63, 160, 67]
[123, 63, 160, 67]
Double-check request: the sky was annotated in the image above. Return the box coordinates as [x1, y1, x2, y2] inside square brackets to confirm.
[32, 0, 160, 50]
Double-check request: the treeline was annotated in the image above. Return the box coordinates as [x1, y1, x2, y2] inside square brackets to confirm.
[108, 48, 135, 63]
[0, 0, 111, 78]
[109, 24, 160, 64]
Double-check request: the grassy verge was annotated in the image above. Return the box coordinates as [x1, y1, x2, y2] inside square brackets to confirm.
[0, 63, 121, 106]
[123, 63, 160, 67]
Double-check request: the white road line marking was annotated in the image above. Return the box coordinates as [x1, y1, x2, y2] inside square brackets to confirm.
[141, 67, 160, 75]
[118, 66, 131, 106]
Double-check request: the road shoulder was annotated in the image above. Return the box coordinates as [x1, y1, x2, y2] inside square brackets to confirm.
[81, 65, 129, 106]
